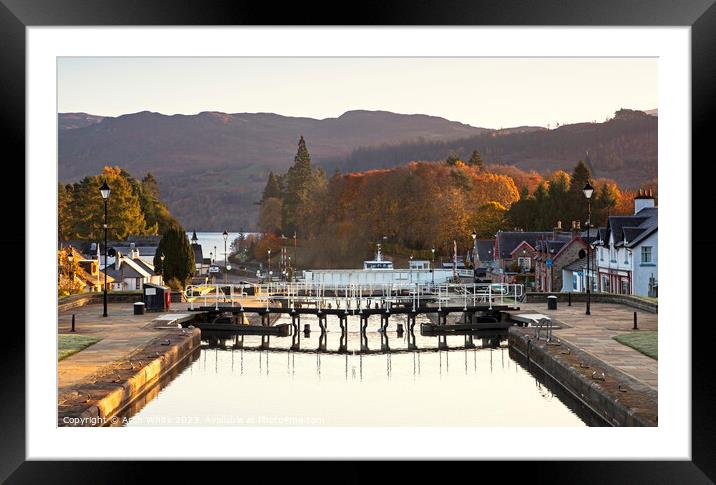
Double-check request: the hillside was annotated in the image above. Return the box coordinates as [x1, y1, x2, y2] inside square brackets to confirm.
[58, 108, 657, 230]
[331, 109, 657, 188]
[59, 110, 491, 230]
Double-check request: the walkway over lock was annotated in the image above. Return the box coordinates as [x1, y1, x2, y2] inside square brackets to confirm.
[185, 282, 524, 312]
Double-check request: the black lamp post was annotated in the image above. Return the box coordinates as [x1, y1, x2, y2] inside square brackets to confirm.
[160, 252, 165, 286]
[583, 182, 594, 315]
[293, 232, 297, 273]
[99, 180, 110, 317]
[409, 254, 413, 283]
[223, 230, 229, 284]
[431, 247, 435, 284]
[267, 248, 271, 282]
[471, 230, 477, 269]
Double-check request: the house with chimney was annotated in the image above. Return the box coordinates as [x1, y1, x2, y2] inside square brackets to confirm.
[490, 231, 553, 287]
[592, 190, 658, 297]
[533, 221, 601, 293]
[104, 248, 162, 291]
[58, 245, 114, 293]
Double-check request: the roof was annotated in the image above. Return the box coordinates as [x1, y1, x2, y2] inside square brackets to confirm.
[112, 245, 158, 257]
[510, 240, 536, 256]
[562, 253, 597, 272]
[534, 239, 567, 255]
[495, 232, 552, 259]
[475, 240, 495, 261]
[104, 256, 154, 280]
[604, 207, 657, 248]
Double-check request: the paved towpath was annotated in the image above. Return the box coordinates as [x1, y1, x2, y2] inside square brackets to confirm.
[516, 302, 658, 390]
[58, 303, 195, 391]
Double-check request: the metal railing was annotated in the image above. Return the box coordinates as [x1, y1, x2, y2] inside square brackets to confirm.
[185, 281, 523, 312]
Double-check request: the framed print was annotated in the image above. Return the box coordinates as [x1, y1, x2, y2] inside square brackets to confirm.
[3, 0, 714, 482]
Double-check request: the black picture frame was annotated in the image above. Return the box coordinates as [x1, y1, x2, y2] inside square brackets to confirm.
[2, 0, 713, 482]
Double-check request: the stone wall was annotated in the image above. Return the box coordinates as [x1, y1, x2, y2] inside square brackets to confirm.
[58, 292, 144, 312]
[508, 327, 657, 426]
[525, 292, 657, 313]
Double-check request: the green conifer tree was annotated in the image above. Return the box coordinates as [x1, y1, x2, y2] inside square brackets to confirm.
[467, 150, 484, 169]
[154, 222, 195, 288]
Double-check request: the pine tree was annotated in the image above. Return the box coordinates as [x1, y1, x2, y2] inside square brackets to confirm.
[568, 160, 593, 225]
[467, 150, 484, 169]
[261, 172, 283, 201]
[283, 136, 316, 233]
[154, 221, 195, 288]
[445, 153, 462, 166]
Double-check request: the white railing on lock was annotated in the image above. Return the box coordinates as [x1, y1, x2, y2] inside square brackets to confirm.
[185, 282, 523, 311]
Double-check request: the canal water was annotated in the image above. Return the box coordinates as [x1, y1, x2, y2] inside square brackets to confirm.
[123, 314, 591, 427]
[187, 231, 259, 264]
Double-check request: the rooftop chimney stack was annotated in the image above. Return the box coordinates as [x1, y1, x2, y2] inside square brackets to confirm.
[634, 189, 656, 214]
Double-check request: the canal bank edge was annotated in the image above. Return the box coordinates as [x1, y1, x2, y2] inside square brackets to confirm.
[58, 325, 201, 427]
[508, 326, 657, 427]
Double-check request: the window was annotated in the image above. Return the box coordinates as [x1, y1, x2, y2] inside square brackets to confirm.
[641, 246, 652, 263]
[599, 248, 604, 261]
[518, 257, 531, 271]
[572, 274, 577, 290]
[624, 251, 629, 265]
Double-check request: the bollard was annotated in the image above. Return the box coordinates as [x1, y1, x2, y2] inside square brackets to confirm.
[633, 311, 638, 330]
[71, 314, 75, 332]
[568, 292, 572, 306]
[303, 323, 311, 335]
[396, 323, 404, 335]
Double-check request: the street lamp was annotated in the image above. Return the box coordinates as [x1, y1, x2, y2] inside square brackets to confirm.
[293, 232, 297, 273]
[583, 181, 594, 315]
[209, 251, 214, 284]
[409, 254, 413, 283]
[160, 252, 165, 286]
[431, 247, 436, 284]
[99, 180, 110, 317]
[267, 248, 271, 281]
[471, 230, 477, 269]
[223, 230, 229, 284]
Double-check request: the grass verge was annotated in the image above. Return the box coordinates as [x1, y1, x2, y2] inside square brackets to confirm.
[58, 334, 102, 361]
[613, 331, 657, 360]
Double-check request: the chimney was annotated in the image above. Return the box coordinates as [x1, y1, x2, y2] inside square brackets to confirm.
[115, 251, 122, 271]
[634, 189, 656, 214]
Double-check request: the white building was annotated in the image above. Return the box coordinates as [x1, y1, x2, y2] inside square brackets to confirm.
[303, 246, 452, 286]
[593, 191, 658, 297]
[104, 248, 162, 291]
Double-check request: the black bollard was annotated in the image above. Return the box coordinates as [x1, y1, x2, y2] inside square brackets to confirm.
[71, 314, 75, 332]
[303, 324, 311, 336]
[568, 292, 572, 306]
[633, 312, 638, 330]
[396, 323, 404, 334]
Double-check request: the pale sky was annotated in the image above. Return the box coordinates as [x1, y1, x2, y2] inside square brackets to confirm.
[57, 57, 657, 129]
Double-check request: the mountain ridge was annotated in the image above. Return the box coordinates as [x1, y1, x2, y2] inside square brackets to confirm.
[58, 108, 656, 231]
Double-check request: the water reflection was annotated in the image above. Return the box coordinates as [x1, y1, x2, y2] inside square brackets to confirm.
[123, 314, 590, 427]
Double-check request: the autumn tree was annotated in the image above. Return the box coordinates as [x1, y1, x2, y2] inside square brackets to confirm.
[594, 182, 620, 226]
[58, 183, 72, 241]
[65, 167, 150, 240]
[472, 201, 507, 238]
[259, 197, 283, 235]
